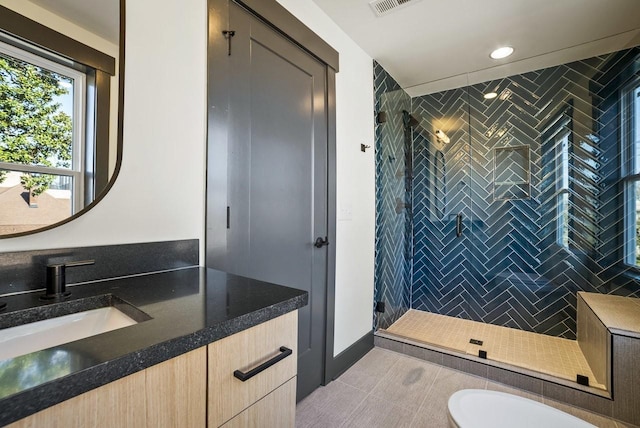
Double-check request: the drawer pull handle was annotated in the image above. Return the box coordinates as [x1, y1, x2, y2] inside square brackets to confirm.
[233, 346, 292, 382]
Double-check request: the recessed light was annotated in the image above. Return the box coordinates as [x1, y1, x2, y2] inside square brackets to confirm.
[490, 46, 514, 59]
[484, 92, 498, 99]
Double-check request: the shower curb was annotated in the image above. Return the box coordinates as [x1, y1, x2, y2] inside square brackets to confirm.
[374, 332, 623, 422]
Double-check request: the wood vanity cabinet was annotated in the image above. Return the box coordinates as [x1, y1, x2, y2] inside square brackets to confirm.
[208, 310, 298, 427]
[145, 346, 207, 426]
[8, 310, 298, 428]
[7, 347, 206, 428]
[7, 368, 147, 428]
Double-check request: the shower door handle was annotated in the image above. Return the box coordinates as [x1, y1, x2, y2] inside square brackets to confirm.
[456, 213, 463, 237]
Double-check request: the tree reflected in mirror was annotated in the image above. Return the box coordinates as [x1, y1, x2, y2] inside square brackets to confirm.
[0, 49, 75, 234]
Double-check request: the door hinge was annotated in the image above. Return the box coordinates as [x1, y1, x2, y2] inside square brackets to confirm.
[222, 30, 236, 56]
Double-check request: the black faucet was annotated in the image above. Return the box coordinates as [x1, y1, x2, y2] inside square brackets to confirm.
[41, 260, 95, 300]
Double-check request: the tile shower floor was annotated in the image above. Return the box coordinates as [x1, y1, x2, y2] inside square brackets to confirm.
[383, 309, 605, 390]
[295, 347, 624, 427]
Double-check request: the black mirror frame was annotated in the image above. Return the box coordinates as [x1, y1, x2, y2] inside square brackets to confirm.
[0, 0, 125, 239]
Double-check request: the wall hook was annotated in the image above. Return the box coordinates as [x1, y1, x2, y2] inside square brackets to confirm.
[222, 30, 236, 56]
[361, 144, 371, 152]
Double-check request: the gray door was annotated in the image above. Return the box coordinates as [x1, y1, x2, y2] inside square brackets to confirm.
[207, 0, 328, 400]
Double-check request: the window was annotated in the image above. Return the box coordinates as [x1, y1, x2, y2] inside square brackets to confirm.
[541, 105, 572, 249]
[0, 38, 86, 215]
[556, 131, 570, 248]
[623, 78, 640, 266]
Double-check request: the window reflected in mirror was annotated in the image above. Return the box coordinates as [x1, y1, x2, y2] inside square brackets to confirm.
[0, 0, 122, 237]
[0, 39, 88, 234]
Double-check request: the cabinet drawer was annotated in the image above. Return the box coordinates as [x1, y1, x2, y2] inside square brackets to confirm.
[208, 311, 298, 427]
[221, 378, 296, 428]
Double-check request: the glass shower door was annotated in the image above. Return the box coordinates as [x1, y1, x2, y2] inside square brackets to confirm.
[410, 86, 474, 321]
[374, 89, 412, 329]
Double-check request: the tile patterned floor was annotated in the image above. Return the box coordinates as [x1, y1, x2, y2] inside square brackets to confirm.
[296, 348, 627, 428]
[383, 309, 605, 390]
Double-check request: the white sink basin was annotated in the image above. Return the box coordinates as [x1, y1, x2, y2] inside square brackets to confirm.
[0, 307, 138, 361]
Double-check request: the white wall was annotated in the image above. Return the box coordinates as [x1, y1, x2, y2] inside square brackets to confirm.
[275, 0, 376, 356]
[1, 0, 375, 357]
[1, 0, 207, 254]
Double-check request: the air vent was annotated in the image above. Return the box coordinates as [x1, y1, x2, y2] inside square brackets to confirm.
[369, 0, 422, 17]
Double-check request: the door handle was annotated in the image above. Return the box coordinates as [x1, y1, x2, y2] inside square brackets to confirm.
[314, 236, 329, 248]
[456, 213, 463, 238]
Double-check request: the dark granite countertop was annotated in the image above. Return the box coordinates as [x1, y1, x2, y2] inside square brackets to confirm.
[0, 267, 308, 426]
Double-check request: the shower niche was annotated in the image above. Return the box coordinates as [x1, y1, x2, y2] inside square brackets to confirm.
[493, 145, 530, 200]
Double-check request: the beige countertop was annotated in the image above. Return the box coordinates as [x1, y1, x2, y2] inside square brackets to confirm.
[578, 292, 640, 338]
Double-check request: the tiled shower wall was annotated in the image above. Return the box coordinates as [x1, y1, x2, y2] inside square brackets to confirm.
[375, 48, 640, 339]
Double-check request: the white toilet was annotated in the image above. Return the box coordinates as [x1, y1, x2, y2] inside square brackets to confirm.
[447, 389, 596, 428]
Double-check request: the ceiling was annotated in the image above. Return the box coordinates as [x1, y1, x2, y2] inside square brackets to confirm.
[311, 0, 640, 96]
[29, 0, 119, 44]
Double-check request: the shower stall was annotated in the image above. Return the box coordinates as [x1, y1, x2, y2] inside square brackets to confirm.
[374, 46, 640, 347]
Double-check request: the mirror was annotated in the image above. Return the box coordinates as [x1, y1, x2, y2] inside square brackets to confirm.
[0, 0, 123, 237]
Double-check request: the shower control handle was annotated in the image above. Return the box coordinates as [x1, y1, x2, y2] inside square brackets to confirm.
[456, 213, 463, 238]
